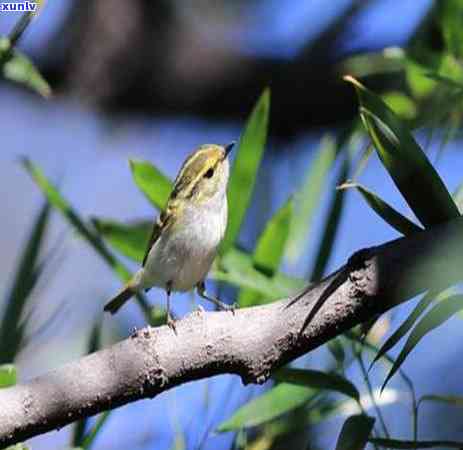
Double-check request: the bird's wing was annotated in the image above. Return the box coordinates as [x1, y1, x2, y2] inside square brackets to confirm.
[142, 210, 172, 267]
[142, 214, 167, 267]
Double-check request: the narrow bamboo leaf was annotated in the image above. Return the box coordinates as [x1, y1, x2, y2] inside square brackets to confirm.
[419, 394, 463, 407]
[285, 135, 337, 263]
[340, 182, 422, 236]
[212, 265, 301, 300]
[335, 414, 375, 450]
[382, 294, 463, 390]
[92, 219, 150, 263]
[0, 364, 17, 388]
[273, 368, 359, 400]
[254, 198, 293, 276]
[370, 289, 450, 368]
[0, 201, 50, 363]
[220, 89, 270, 254]
[81, 412, 110, 450]
[344, 76, 460, 227]
[8, 1, 43, 46]
[351, 143, 374, 183]
[311, 156, 349, 280]
[370, 438, 463, 449]
[22, 159, 152, 318]
[129, 159, 172, 211]
[363, 105, 459, 227]
[0, 2, 48, 97]
[1, 45, 51, 98]
[268, 389, 400, 440]
[216, 383, 316, 432]
[22, 159, 125, 277]
[215, 247, 304, 299]
[239, 197, 293, 306]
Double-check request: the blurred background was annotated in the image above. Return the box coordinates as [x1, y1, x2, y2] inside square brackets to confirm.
[2, 1, 463, 449]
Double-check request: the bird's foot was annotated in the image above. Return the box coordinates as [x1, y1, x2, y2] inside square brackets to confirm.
[167, 314, 178, 334]
[217, 300, 237, 315]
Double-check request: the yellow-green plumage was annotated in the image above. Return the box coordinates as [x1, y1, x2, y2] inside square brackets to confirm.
[104, 143, 235, 325]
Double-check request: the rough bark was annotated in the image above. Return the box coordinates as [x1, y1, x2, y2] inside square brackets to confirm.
[1, 216, 462, 447]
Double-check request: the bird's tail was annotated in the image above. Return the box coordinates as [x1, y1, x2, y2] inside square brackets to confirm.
[104, 284, 136, 314]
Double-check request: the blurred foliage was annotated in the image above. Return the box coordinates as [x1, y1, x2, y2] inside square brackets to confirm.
[5, 2, 463, 449]
[0, 364, 17, 388]
[335, 414, 375, 450]
[0, 201, 51, 363]
[0, 7, 50, 97]
[220, 88, 270, 255]
[1, 362, 27, 450]
[285, 135, 337, 264]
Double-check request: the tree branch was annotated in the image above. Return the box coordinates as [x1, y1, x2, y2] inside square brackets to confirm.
[1, 216, 463, 447]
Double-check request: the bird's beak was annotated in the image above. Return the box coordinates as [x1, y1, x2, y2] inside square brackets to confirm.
[224, 141, 236, 157]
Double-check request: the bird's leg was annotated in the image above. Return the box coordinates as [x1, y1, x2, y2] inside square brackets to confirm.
[166, 281, 177, 332]
[196, 281, 236, 313]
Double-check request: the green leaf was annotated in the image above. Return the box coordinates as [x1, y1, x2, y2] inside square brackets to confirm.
[217, 383, 316, 432]
[220, 89, 270, 254]
[345, 76, 460, 228]
[22, 159, 152, 319]
[440, 0, 463, 60]
[0, 201, 50, 363]
[92, 219, 150, 263]
[382, 294, 463, 390]
[238, 197, 293, 306]
[212, 266, 298, 301]
[81, 412, 110, 450]
[285, 135, 337, 263]
[382, 91, 417, 120]
[370, 289, 450, 369]
[213, 248, 304, 300]
[129, 159, 173, 210]
[424, 72, 463, 90]
[406, 58, 437, 99]
[369, 438, 463, 449]
[273, 368, 359, 400]
[0, 364, 17, 388]
[4, 445, 29, 450]
[339, 182, 422, 236]
[22, 159, 123, 276]
[335, 414, 375, 450]
[253, 198, 293, 276]
[8, 4, 42, 46]
[310, 155, 349, 280]
[1, 45, 51, 98]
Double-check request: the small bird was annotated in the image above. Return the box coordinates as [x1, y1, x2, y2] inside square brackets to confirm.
[104, 143, 235, 328]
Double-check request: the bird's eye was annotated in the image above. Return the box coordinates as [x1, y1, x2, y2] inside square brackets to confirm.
[204, 168, 214, 178]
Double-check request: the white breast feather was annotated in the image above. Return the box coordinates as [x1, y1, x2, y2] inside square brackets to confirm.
[141, 197, 227, 292]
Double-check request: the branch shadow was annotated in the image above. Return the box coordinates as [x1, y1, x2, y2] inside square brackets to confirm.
[285, 267, 348, 337]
